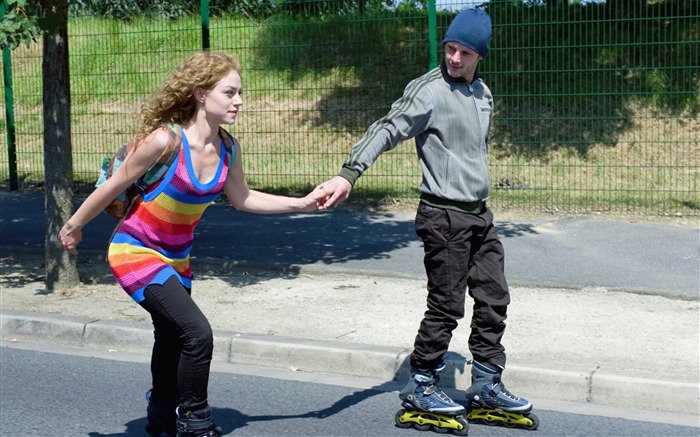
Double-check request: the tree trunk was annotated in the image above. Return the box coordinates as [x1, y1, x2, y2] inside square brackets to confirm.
[41, 0, 79, 290]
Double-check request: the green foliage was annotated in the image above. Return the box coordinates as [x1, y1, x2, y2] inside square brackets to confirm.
[0, 0, 42, 50]
[212, 0, 406, 20]
[213, 0, 279, 20]
[395, 0, 427, 14]
[64, 0, 405, 21]
[273, 0, 402, 18]
[67, 0, 195, 20]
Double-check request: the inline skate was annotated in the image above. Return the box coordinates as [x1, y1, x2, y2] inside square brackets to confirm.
[465, 361, 539, 430]
[175, 406, 222, 437]
[145, 389, 177, 436]
[394, 362, 469, 435]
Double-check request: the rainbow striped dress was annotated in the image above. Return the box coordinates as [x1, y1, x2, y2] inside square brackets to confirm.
[108, 132, 232, 303]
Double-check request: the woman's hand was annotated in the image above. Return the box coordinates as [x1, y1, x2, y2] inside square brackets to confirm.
[299, 185, 328, 212]
[59, 222, 82, 255]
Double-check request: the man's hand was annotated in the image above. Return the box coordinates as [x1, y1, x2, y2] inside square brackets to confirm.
[316, 176, 352, 210]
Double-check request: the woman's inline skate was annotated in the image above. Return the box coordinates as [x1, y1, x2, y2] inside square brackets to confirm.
[465, 361, 539, 430]
[175, 406, 222, 437]
[145, 389, 177, 436]
[394, 362, 470, 436]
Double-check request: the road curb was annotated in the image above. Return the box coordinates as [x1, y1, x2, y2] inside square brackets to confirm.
[1, 309, 698, 415]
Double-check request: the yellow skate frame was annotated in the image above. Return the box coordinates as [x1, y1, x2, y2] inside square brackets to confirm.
[468, 408, 539, 430]
[396, 409, 469, 435]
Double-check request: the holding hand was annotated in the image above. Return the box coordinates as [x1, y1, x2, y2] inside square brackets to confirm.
[316, 176, 352, 210]
[300, 185, 330, 212]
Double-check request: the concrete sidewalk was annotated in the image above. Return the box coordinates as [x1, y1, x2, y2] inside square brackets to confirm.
[0, 192, 699, 417]
[1, 256, 698, 416]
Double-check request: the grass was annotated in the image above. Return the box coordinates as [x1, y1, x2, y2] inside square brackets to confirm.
[0, 4, 698, 216]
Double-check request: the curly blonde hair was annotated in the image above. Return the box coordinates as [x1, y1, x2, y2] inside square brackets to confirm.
[134, 51, 241, 144]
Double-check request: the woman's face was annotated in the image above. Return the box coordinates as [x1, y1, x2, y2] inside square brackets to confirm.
[201, 69, 243, 125]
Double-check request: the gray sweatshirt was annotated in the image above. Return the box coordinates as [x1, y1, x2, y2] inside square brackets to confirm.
[338, 62, 493, 207]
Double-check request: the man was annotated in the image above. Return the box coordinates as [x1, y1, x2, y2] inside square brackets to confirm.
[318, 8, 532, 418]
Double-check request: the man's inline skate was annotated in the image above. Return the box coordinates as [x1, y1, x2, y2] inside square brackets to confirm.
[465, 361, 539, 430]
[394, 362, 470, 436]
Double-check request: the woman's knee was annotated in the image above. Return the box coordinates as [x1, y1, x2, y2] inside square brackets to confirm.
[195, 321, 213, 344]
[182, 319, 213, 354]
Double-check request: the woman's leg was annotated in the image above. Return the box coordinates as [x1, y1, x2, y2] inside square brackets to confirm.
[140, 275, 214, 413]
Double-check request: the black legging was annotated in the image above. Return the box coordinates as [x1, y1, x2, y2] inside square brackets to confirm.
[139, 275, 213, 413]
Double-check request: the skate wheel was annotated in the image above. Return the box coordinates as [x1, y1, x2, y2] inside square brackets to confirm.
[414, 422, 431, 431]
[453, 416, 469, 436]
[433, 424, 449, 434]
[483, 418, 498, 426]
[525, 412, 540, 430]
[145, 423, 176, 436]
[394, 409, 412, 429]
[144, 424, 160, 436]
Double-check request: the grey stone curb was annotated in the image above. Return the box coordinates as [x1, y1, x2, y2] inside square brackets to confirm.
[1, 310, 697, 415]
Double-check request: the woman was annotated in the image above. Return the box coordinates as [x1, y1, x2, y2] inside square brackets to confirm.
[60, 52, 323, 437]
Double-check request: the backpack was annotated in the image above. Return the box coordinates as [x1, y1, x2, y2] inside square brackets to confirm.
[95, 124, 236, 219]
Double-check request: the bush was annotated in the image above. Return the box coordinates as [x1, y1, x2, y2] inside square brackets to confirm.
[68, 0, 195, 20]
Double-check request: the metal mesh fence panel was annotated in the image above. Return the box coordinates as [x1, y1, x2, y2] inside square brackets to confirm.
[482, 0, 699, 215]
[210, 1, 428, 198]
[1, 14, 202, 191]
[1, 0, 698, 216]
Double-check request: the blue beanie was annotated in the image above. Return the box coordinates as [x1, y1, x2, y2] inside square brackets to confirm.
[442, 8, 492, 58]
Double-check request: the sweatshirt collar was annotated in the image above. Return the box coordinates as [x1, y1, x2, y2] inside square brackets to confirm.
[440, 60, 480, 85]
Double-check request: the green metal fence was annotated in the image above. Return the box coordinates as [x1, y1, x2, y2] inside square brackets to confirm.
[1, 0, 698, 216]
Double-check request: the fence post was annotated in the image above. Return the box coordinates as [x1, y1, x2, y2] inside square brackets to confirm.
[1, 0, 18, 190]
[428, 0, 437, 69]
[200, 0, 210, 50]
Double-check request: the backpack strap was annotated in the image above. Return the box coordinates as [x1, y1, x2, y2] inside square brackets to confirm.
[136, 124, 183, 191]
[218, 126, 237, 170]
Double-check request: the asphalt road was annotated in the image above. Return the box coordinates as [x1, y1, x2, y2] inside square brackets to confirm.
[1, 193, 698, 299]
[1, 344, 698, 436]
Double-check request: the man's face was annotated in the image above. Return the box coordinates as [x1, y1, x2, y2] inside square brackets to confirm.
[444, 41, 482, 82]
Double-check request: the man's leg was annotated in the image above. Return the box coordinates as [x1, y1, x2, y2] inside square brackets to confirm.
[410, 204, 473, 370]
[464, 207, 532, 413]
[399, 204, 474, 415]
[465, 208, 509, 368]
